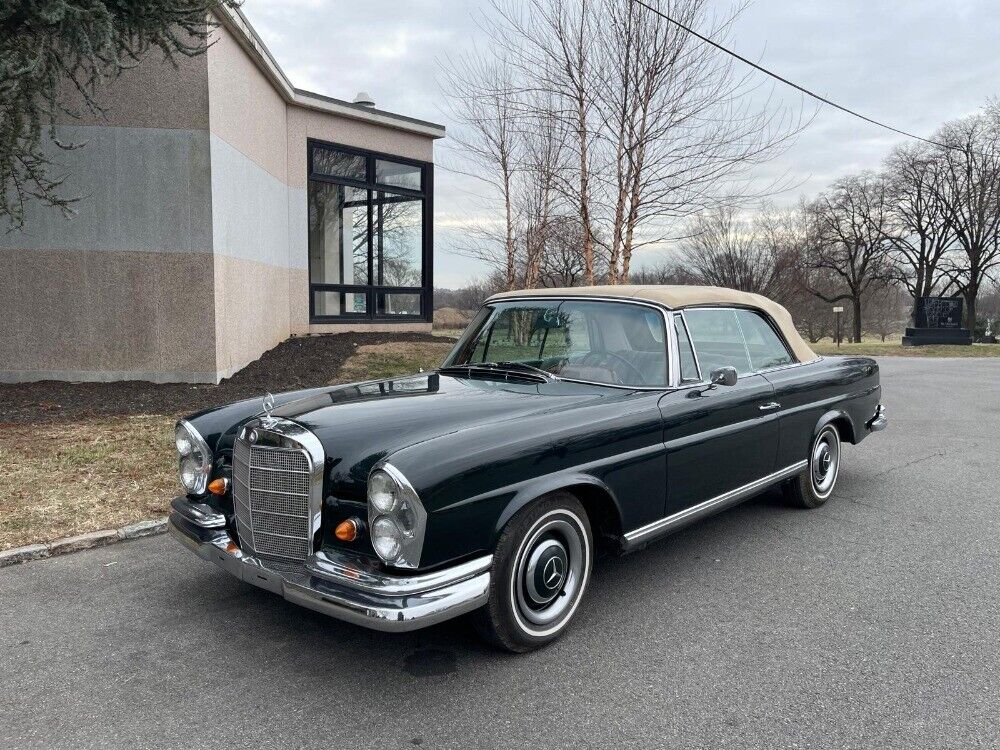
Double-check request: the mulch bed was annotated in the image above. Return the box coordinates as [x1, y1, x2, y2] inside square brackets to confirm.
[0, 332, 454, 425]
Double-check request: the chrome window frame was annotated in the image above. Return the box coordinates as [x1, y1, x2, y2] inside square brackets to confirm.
[669, 311, 703, 385]
[676, 305, 814, 385]
[732, 307, 799, 373]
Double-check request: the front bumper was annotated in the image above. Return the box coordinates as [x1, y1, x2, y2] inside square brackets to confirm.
[168, 499, 491, 633]
[867, 403, 888, 433]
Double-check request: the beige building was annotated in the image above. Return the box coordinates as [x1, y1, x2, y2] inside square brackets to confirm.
[0, 7, 445, 384]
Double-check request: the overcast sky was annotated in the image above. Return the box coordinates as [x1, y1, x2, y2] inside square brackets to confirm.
[241, 0, 1000, 288]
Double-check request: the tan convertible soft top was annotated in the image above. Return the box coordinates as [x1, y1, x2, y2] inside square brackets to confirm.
[487, 285, 818, 363]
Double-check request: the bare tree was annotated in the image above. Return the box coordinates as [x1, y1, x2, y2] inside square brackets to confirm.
[536, 215, 588, 286]
[443, 0, 806, 289]
[932, 111, 1000, 333]
[595, 0, 806, 284]
[863, 283, 908, 342]
[440, 52, 523, 290]
[805, 173, 894, 342]
[517, 95, 570, 288]
[677, 203, 801, 298]
[484, 0, 602, 284]
[882, 142, 956, 302]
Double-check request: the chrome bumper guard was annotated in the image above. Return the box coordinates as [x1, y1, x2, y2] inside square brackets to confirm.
[867, 403, 888, 433]
[168, 500, 492, 633]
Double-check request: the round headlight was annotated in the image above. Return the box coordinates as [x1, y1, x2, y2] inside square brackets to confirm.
[179, 455, 201, 491]
[175, 425, 194, 456]
[371, 516, 403, 562]
[175, 420, 212, 495]
[367, 463, 426, 567]
[368, 470, 399, 514]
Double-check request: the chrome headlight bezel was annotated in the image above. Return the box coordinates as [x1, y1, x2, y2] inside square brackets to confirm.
[367, 463, 427, 569]
[175, 419, 212, 496]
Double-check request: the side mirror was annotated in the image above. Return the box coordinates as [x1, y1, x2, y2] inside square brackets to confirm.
[710, 366, 738, 387]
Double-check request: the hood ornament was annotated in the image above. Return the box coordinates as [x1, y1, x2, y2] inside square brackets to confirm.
[261, 392, 276, 426]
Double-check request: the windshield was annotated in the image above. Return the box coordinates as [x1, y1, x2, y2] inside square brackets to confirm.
[444, 300, 669, 387]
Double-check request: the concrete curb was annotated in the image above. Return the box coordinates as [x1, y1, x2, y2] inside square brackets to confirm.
[0, 517, 168, 569]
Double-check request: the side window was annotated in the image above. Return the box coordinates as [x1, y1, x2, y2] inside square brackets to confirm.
[735, 310, 794, 370]
[683, 309, 752, 375]
[673, 316, 700, 382]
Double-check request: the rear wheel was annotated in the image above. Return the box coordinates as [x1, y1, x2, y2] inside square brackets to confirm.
[473, 492, 593, 652]
[784, 423, 841, 509]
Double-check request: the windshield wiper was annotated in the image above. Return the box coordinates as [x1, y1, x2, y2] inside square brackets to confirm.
[493, 361, 557, 380]
[439, 361, 556, 382]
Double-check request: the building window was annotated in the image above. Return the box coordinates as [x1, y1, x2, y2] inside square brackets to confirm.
[307, 140, 432, 322]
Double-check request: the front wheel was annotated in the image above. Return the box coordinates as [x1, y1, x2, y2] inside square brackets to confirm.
[784, 423, 841, 509]
[473, 492, 593, 652]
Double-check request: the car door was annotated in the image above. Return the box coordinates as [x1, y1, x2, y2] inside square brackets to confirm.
[731, 308, 819, 473]
[657, 308, 780, 518]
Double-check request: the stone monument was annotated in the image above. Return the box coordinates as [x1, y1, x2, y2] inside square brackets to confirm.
[901, 296, 973, 346]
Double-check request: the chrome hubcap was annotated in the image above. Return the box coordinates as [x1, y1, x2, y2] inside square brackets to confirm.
[524, 539, 568, 605]
[512, 513, 588, 635]
[810, 427, 840, 498]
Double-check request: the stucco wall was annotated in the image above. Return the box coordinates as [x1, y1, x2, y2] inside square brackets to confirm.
[0, 248, 217, 383]
[206, 22, 293, 375]
[54, 47, 210, 131]
[0, 121, 218, 383]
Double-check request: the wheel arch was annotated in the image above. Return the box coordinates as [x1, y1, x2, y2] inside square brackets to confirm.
[815, 409, 856, 445]
[492, 473, 624, 552]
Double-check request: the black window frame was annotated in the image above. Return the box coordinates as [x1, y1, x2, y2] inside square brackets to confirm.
[307, 139, 433, 324]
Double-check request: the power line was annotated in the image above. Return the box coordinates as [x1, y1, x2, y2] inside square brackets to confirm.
[631, 0, 948, 150]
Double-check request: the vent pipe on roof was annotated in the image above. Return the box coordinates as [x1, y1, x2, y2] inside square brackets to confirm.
[353, 91, 375, 108]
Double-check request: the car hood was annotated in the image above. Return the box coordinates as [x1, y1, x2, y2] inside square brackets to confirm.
[268, 372, 610, 494]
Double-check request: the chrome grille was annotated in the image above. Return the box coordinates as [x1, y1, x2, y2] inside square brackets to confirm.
[232, 433, 314, 562]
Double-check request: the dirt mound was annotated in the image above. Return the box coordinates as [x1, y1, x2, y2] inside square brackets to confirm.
[433, 307, 474, 329]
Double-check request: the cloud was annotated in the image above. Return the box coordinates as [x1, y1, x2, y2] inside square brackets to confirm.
[240, 0, 1000, 285]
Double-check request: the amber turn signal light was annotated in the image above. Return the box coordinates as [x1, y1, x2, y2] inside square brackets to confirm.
[208, 477, 229, 496]
[335, 518, 361, 542]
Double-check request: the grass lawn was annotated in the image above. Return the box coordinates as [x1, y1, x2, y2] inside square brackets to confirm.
[338, 341, 454, 382]
[0, 416, 176, 551]
[0, 337, 454, 552]
[813, 341, 1000, 357]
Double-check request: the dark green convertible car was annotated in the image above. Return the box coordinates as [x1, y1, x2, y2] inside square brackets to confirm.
[169, 286, 886, 651]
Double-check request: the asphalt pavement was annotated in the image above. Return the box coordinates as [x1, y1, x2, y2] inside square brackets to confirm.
[2, 357, 998, 749]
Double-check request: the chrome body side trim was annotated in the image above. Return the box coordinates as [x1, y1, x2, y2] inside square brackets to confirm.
[170, 496, 227, 529]
[168, 508, 491, 633]
[622, 460, 808, 549]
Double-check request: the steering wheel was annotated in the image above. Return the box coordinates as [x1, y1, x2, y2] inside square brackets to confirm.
[576, 351, 646, 386]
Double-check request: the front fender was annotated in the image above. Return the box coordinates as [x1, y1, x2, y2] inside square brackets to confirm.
[491, 472, 622, 546]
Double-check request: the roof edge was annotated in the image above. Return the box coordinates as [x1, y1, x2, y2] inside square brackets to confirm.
[214, 6, 447, 140]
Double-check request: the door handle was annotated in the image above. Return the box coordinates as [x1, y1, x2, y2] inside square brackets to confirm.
[759, 401, 781, 411]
